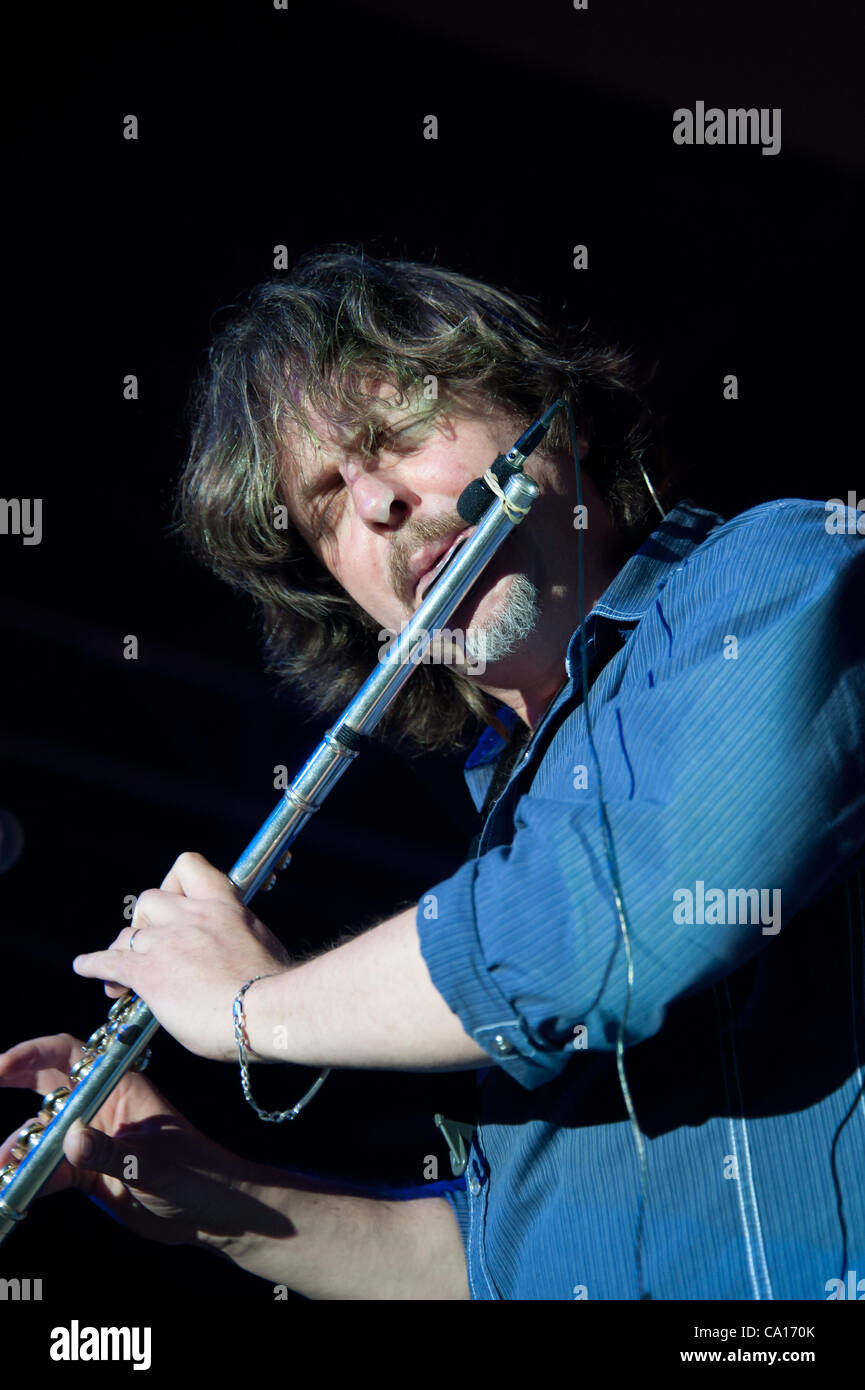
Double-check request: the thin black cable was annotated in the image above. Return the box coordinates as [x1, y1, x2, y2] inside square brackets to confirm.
[830, 1070, 865, 1285]
[563, 401, 651, 1300]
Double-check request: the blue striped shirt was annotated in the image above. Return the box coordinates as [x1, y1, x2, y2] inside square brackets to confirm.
[417, 497, 865, 1300]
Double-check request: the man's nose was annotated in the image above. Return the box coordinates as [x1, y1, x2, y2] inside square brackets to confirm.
[343, 457, 415, 527]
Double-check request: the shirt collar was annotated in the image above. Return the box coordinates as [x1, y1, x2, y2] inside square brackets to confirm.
[588, 497, 725, 622]
[464, 498, 725, 775]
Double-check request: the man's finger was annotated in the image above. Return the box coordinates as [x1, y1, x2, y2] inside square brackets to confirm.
[106, 887, 179, 948]
[72, 950, 139, 988]
[0, 1035, 86, 1094]
[159, 850, 237, 901]
[0, 1116, 71, 1197]
[63, 1119, 135, 1181]
[0, 1118, 35, 1168]
[127, 890, 195, 935]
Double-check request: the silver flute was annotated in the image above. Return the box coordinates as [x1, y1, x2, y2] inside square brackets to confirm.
[0, 402, 561, 1248]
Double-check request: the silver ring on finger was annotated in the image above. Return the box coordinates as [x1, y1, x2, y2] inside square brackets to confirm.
[129, 928, 142, 952]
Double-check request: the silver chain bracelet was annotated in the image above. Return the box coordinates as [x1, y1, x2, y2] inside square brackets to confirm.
[232, 975, 331, 1123]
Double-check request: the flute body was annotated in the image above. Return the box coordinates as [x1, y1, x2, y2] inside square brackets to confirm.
[0, 451, 543, 1248]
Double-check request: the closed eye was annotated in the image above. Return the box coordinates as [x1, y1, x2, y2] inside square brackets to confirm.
[310, 477, 346, 536]
[384, 418, 435, 453]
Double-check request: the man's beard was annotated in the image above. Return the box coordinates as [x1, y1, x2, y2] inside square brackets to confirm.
[463, 573, 541, 665]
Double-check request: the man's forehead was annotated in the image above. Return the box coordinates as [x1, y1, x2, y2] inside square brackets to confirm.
[311, 381, 432, 444]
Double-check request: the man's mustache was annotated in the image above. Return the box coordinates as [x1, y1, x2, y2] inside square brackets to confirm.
[389, 509, 466, 607]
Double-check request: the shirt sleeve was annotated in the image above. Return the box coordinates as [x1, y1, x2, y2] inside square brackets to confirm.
[417, 500, 865, 1090]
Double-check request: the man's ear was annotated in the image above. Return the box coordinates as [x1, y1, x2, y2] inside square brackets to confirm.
[576, 434, 590, 462]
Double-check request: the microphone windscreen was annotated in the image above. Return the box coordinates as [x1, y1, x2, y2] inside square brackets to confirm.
[456, 455, 520, 525]
[456, 479, 489, 524]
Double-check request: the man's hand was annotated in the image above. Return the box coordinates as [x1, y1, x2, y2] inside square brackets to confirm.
[0, 1032, 279, 1249]
[1, 1032, 470, 1298]
[76, 852, 492, 1071]
[72, 852, 291, 1061]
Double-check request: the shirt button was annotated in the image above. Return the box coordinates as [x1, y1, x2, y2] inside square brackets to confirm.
[492, 1033, 513, 1054]
[468, 1174, 481, 1196]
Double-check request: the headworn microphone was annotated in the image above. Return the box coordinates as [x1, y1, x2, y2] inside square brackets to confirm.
[456, 400, 565, 524]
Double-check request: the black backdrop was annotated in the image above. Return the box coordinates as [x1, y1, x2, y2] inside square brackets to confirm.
[1, 0, 862, 1331]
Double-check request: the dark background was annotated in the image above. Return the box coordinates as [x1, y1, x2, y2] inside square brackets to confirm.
[1, 0, 862, 1316]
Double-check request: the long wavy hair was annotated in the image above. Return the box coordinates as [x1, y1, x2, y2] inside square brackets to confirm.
[176, 247, 673, 753]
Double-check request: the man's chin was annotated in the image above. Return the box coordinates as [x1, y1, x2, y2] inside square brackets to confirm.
[456, 572, 541, 673]
[447, 565, 520, 633]
[399, 559, 540, 679]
